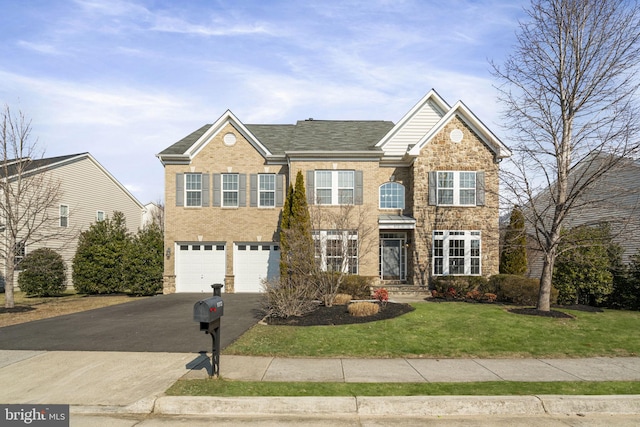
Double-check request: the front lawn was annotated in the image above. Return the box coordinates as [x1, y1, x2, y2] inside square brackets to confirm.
[166, 379, 640, 397]
[225, 302, 640, 358]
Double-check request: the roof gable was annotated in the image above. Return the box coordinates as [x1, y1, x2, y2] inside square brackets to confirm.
[1, 153, 143, 208]
[376, 89, 450, 156]
[407, 101, 511, 159]
[157, 110, 271, 164]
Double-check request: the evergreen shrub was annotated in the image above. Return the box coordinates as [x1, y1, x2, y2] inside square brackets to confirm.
[123, 223, 164, 296]
[17, 248, 66, 297]
[487, 274, 558, 306]
[340, 275, 372, 299]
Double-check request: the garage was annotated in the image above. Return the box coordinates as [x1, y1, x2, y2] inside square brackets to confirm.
[175, 243, 226, 293]
[233, 243, 280, 292]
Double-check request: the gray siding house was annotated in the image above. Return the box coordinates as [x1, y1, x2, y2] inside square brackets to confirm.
[1, 153, 144, 288]
[526, 154, 640, 277]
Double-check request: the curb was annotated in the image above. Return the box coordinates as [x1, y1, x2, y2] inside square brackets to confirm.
[151, 395, 640, 417]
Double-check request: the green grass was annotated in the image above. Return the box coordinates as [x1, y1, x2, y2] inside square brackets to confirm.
[225, 302, 640, 358]
[167, 379, 640, 397]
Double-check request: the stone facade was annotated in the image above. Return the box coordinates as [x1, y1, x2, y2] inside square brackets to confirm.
[409, 116, 501, 286]
[159, 92, 509, 293]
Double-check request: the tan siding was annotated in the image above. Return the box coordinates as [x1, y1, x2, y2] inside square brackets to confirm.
[9, 156, 143, 288]
[383, 100, 443, 156]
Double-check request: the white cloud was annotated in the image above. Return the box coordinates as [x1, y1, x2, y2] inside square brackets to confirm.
[16, 41, 66, 56]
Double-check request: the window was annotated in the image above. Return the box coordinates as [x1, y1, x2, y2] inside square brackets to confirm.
[379, 182, 405, 209]
[435, 171, 476, 206]
[96, 211, 105, 222]
[313, 230, 358, 274]
[258, 174, 275, 207]
[59, 205, 69, 227]
[432, 231, 481, 275]
[315, 170, 355, 205]
[222, 174, 239, 207]
[14, 241, 25, 270]
[185, 173, 202, 207]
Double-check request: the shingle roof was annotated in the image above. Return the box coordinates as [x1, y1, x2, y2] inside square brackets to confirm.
[0, 153, 87, 178]
[158, 124, 211, 156]
[160, 120, 395, 156]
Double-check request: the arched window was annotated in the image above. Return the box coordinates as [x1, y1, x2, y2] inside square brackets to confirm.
[379, 182, 405, 209]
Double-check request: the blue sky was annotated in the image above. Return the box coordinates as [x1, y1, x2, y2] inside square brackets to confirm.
[0, 0, 527, 204]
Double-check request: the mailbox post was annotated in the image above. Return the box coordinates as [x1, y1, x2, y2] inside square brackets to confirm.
[193, 283, 224, 378]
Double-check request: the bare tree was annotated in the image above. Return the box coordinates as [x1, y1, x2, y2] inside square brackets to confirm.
[309, 204, 378, 306]
[1, 106, 62, 308]
[492, 0, 640, 311]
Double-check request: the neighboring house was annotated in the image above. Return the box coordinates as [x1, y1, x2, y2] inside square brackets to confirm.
[157, 90, 511, 294]
[0, 153, 144, 287]
[525, 154, 640, 278]
[142, 201, 163, 229]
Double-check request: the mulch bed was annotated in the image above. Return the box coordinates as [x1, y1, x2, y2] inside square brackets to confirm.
[266, 302, 415, 326]
[508, 307, 574, 319]
[508, 304, 603, 319]
[264, 299, 602, 325]
[0, 306, 35, 314]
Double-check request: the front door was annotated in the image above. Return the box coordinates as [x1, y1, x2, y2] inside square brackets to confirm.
[380, 237, 405, 281]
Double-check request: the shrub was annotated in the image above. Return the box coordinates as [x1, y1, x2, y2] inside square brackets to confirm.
[553, 224, 615, 306]
[17, 248, 66, 297]
[486, 274, 558, 306]
[500, 205, 528, 274]
[432, 276, 487, 299]
[465, 289, 498, 303]
[123, 223, 164, 296]
[73, 211, 130, 294]
[333, 293, 352, 305]
[373, 288, 389, 302]
[340, 275, 372, 299]
[607, 251, 640, 310]
[261, 277, 317, 318]
[348, 301, 379, 317]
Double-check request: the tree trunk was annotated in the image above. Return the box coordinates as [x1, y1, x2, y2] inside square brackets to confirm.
[4, 277, 15, 308]
[537, 253, 555, 311]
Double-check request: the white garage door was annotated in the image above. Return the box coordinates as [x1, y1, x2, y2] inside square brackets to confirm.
[175, 243, 226, 293]
[234, 243, 280, 292]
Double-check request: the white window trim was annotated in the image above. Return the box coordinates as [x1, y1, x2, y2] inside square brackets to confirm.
[258, 174, 276, 208]
[96, 210, 105, 222]
[222, 173, 239, 207]
[313, 230, 358, 274]
[436, 171, 476, 206]
[432, 230, 481, 276]
[185, 173, 202, 207]
[379, 182, 405, 209]
[315, 170, 355, 205]
[14, 240, 25, 270]
[59, 204, 69, 228]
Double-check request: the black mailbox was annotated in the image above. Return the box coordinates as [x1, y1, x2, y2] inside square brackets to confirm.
[193, 296, 224, 324]
[193, 283, 224, 378]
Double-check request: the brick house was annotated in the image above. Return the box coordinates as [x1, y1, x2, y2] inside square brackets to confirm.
[157, 90, 511, 294]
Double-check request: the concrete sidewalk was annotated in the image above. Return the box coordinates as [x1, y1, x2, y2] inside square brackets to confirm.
[1, 350, 640, 418]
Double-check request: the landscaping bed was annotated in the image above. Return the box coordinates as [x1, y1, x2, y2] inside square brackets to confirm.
[266, 302, 415, 326]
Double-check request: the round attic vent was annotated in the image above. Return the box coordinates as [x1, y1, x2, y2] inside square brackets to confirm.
[450, 129, 463, 143]
[223, 132, 237, 146]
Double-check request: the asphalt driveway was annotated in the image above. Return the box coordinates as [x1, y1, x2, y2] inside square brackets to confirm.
[0, 293, 263, 352]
